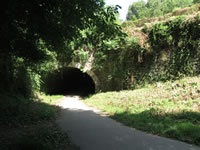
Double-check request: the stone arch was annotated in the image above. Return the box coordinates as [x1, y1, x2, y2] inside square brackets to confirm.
[86, 70, 100, 92]
[68, 62, 100, 93]
[45, 67, 96, 96]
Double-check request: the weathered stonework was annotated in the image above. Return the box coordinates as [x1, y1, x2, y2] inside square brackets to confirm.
[68, 53, 100, 92]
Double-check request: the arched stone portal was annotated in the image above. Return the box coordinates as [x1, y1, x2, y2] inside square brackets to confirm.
[86, 70, 100, 92]
[61, 67, 96, 96]
[45, 67, 96, 96]
[68, 60, 100, 92]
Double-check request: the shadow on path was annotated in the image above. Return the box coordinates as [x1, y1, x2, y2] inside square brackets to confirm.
[56, 96, 200, 150]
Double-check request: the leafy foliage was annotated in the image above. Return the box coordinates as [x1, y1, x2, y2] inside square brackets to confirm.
[148, 16, 200, 78]
[126, 0, 197, 21]
[99, 14, 200, 91]
[70, 6, 126, 70]
[127, 1, 150, 20]
[0, 0, 124, 97]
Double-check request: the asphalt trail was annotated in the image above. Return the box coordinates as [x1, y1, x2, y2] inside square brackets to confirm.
[56, 96, 200, 150]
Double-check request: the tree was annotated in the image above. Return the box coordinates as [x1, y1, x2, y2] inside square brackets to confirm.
[0, 0, 108, 61]
[126, 0, 195, 21]
[126, 1, 149, 20]
[0, 0, 123, 95]
[193, 0, 200, 3]
[146, 0, 165, 17]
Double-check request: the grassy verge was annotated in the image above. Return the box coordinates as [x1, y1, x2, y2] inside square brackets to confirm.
[84, 76, 200, 146]
[0, 93, 79, 150]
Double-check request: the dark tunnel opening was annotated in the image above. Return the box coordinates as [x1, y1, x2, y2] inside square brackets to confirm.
[45, 67, 95, 97]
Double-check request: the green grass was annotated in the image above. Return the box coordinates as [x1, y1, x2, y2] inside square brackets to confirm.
[0, 93, 79, 150]
[84, 76, 200, 146]
[38, 93, 64, 104]
[0, 93, 64, 125]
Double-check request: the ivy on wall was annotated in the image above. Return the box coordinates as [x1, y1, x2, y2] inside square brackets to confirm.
[101, 14, 200, 91]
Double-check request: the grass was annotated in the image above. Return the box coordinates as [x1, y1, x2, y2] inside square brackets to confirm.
[0, 93, 79, 150]
[38, 93, 64, 104]
[84, 76, 200, 146]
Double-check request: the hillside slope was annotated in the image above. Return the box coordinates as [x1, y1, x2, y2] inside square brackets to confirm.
[96, 4, 200, 91]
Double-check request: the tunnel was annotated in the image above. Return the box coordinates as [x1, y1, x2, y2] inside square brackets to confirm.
[45, 67, 95, 97]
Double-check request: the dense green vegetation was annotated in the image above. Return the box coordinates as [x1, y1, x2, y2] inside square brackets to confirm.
[1, 0, 200, 148]
[98, 11, 200, 91]
[0, 0, 124, 97]
[83, 7, 200, 145]
[126, 0, 200, 21]
[0, 0, 123, 148]
[84, 76, 200, 145]
[0, 93, 62, 126]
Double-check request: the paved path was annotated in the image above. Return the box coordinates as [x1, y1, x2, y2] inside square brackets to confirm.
[56, 96, 200, 150]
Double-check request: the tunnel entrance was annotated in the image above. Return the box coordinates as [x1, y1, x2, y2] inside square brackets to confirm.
[45, 67, 95, 97]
